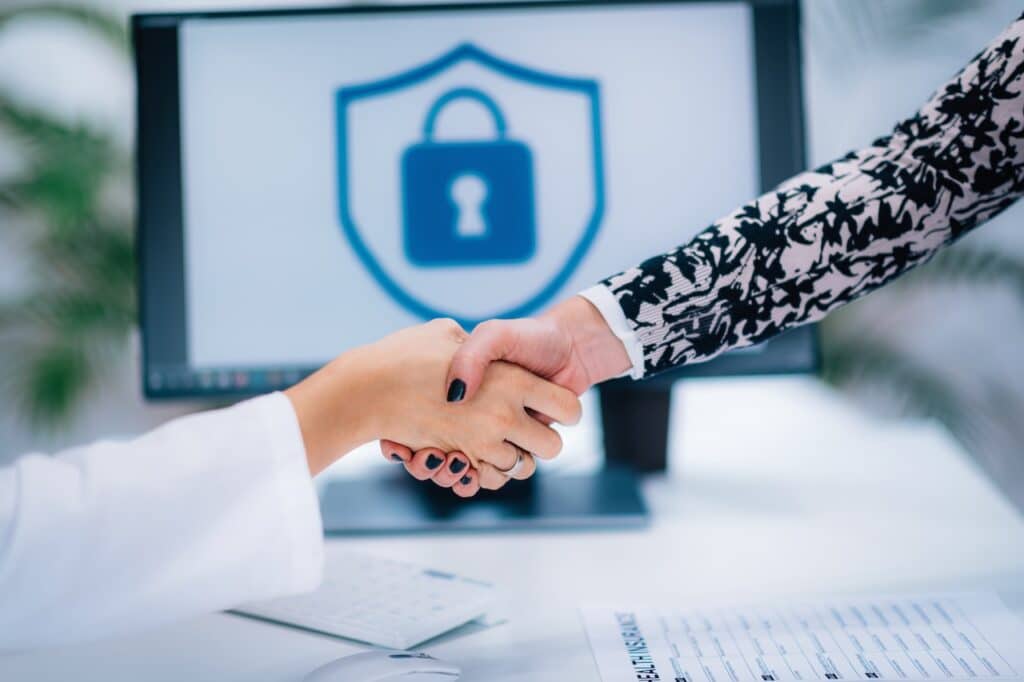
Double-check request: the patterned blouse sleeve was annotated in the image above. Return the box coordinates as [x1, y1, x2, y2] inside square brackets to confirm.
[599, 13, 1024, 378]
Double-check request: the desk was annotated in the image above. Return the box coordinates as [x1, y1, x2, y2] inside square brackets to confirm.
[4, 377, 1024, 681]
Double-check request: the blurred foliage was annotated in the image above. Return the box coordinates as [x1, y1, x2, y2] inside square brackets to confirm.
[809, 0, 988, 53]
[813, 0, 1024, 456]
[1, 0, 1021, 446]
[0, 3, 128, 55]
[820, 244, 1024, 445]
[0, 3, 133, 429]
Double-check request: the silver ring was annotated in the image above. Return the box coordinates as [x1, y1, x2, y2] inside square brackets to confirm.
[497, 449, 526, 478]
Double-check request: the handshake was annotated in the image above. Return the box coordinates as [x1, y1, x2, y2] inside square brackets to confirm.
[285, 295, 633, 494]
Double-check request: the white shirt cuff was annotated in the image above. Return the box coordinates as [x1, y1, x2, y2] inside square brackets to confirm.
[579, 285, 645, 380]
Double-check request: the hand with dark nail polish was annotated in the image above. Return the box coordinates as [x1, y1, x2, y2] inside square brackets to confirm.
[284, 313, 579, 496]
[335, 320, 578, 497]
[446, 379, 466, 402]
[459, 475, 472, 486]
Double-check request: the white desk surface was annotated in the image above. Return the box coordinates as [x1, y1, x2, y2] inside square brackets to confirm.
[4, 377, 1024, 681]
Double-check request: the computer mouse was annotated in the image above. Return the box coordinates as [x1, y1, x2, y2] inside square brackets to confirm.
[303, 650, 461, 682]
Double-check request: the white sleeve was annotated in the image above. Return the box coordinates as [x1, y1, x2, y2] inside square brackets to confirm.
[0, 392, 324, 651]
[579, 285, 646, 380]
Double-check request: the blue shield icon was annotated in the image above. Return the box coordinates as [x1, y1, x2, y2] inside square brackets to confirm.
[336, 43, 605, 327]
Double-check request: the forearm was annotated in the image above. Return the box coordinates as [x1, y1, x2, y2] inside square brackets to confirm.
[599, 12, 1024, 377]
[286, 346, 380, 475]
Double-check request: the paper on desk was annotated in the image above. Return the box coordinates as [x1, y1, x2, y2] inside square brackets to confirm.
[581, 592, 1024, 681]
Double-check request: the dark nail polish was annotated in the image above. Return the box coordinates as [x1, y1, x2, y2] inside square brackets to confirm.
[460, 475, 472, 486]
[449, 458, 467, 474]
[446, 379, 466, 403]
[391, 453, 403, 462]
[426, 454, 443, 470]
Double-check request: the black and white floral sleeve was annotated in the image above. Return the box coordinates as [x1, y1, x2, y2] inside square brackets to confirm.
[599, 14, 1024, 378]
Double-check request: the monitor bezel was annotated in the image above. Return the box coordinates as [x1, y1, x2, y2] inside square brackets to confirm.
[133, 0, 815, 399]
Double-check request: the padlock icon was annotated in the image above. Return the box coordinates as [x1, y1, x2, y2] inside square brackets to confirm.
[401, 87, 536, 267]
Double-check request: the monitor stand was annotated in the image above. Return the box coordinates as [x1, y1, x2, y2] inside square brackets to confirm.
[319, 382, 671, 534]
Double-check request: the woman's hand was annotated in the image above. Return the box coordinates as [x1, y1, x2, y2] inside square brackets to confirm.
[445, 295, 631, 402]
[285, 319, 580, 477]
[380, 437, 537, 493]
[383, 446, 487, 497]
[382, 296, 631, 494]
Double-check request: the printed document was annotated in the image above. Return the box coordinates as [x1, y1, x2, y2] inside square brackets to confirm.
[582, 592, 1024, 681]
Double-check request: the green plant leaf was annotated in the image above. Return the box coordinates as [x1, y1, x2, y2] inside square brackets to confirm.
[6, 164, 103, 230]
[6, 289, 131, 335]
[0, 94, 127, 233]
[820, 330, 985, 446]
[0, 183, 16, 209]
[0, 93, 116, 153]
[904, 0, 993, 25]
[1, 288, 132, 429]
[809, 0, 999, 55]
[35, 218, 135, 278]
[0, 4, 134, 430]
[18, 341, 92, 429]
[0, 3, 128, 55]
[902, 244, 1024, 303]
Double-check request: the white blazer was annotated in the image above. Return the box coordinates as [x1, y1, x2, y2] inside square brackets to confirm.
[0, 393, 324, 650]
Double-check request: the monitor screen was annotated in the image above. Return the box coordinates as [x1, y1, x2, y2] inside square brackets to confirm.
[134, 0, 815, 398]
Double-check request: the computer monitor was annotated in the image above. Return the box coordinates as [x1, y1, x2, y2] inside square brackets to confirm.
[134, 0, 812, 531]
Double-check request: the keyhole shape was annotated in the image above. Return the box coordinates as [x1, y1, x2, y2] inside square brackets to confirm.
[450, 174, 489, 238]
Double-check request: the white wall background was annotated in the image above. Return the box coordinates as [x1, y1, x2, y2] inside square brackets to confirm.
[1, 1, 1022, 502]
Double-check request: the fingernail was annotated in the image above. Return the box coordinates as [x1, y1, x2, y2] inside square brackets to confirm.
[449, 458, 467, 474]
[426, 454, 443, 470]
[459, 475, 472, 486]
[391, 453, 403, 462]
[446, 379, 466, 402]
